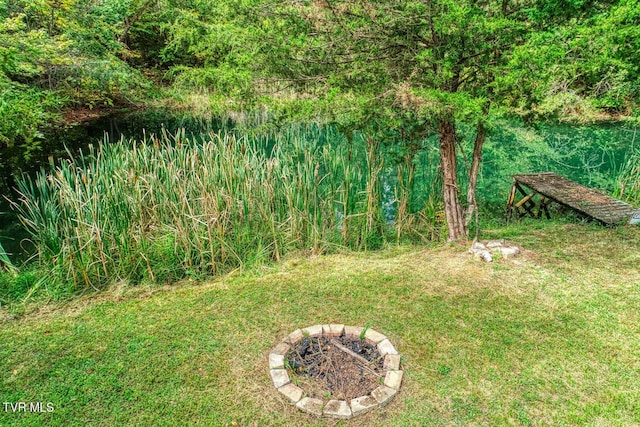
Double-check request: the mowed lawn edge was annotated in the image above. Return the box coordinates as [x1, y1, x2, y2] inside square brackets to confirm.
[1, 223, 639, 426]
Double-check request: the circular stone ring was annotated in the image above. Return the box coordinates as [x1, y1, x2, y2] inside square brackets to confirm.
[268, 324, 403, 419]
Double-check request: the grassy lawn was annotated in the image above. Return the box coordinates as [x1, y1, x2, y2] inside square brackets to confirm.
[1, 221, 639, 426]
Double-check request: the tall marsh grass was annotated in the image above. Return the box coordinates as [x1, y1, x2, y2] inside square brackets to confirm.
[13, 127, 441, 291]
[614, 151, 640, 206]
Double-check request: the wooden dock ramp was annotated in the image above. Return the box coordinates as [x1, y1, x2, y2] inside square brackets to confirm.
[506, 172, 640, 225]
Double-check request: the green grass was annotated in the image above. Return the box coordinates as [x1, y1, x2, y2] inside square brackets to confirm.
[1, 222, 639, 426]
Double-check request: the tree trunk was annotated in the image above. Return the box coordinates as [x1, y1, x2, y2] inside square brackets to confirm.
[439, 120, 467, 241]
[465, 121, 486, 237]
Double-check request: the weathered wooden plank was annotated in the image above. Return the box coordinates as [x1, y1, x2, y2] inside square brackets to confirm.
[512, 173, 637, 224]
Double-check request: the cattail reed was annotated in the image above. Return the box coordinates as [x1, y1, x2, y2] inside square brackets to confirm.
[12, 126, 443, 291]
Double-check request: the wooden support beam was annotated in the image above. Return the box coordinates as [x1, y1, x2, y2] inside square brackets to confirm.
[515, 193, 533, 208]
[516, 193, 536, 218]
[537, 196, 552, 219]
[515, 183, 529, 197]
[506, 182, 517, 221]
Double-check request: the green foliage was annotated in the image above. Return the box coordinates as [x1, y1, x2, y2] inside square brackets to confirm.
[467, 120, 640, 210]
[8, 115, 636, 297]
[0, 81, 58, 154]
[0, 1, 149, 102]
[0, 0, 152, 178]
[169, 64, 253, 98]
[504, 0, 640, 119]
[259, 0, 556, 123]
[0, 268, 38, 305]
[2, 0, 639, 265]
[0, 14, 65, 162]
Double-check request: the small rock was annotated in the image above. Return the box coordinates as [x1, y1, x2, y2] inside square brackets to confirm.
[302, 324, 323, 337]
[469, 240, 493, 263]
[472, 249, 493, 263]
[271, 342, 290, 356]
[471, 241, 487, 250]
[286, 329, 304, 345]
[377, 339, 398, 356]
[383, 354, 401, 371]
[268, 352, 284, 369]
[323, 324, 345, 337]
[485, 239, 505, 248]
[499, 246, 520, 258]
[344, 325, 364, 337]
[364, 328, 387, 345]
[384, 370, 404, 390]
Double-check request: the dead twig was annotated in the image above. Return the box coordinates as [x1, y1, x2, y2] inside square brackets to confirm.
[329, 338, 371, 364]
[329, 338, 383, 377]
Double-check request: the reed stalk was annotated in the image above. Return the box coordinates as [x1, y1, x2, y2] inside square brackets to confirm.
[12, 125, 442, 291]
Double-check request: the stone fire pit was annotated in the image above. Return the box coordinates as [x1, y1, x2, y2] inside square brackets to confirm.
[269, 324, 403, 419]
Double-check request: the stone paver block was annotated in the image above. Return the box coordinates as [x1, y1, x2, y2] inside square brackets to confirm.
[364, 328, 387, 345]
[384, 370, 404, 390]
[296, 397, 324, 417]
[302, 324, 324, 337]
[277, 383, 303, 404]
[271, 342, 290, 356]
[377, 339, 398, 356]
[350, 394, 378, 416]
[270, 368, 290, 388]
[383, 354, 401, 371]
[269, 352, 285, 369]
[323, 399, 352, 419]
[285, 329, 304, 345]
[322, 324, 345, 337]
[371, 385, 398, 407]
[344, 325, 364, 338]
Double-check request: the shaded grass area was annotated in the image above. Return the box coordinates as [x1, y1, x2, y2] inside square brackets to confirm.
[1, 222, 639, 426]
